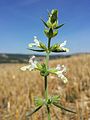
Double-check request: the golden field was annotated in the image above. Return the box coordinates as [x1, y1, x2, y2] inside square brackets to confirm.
[0, 54, 90, 120]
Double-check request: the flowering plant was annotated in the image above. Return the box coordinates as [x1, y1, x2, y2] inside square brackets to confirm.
[21, 9, 76, 120]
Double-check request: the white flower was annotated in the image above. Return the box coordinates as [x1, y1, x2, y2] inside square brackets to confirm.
[59, 41, 69, 52]
[28, 36, 40, 48]
[55, 64, 68, 83]
[20, 56, 38, 71]
[56, 64, 61, 70]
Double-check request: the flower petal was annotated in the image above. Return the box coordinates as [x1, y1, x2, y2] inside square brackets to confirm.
[60, 41, 67, 47]
[20, 65, 31, 71]
[28, 43, 36, 48]
[60, 74, 68, 83]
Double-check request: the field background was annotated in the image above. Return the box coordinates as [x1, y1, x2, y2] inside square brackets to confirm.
[0, 54, 90, 120]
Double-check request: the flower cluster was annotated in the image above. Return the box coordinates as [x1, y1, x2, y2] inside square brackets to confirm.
[21, 55, 68, 83]
[28, 36, 69, 53]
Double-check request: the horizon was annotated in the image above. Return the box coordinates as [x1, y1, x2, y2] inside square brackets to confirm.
[0, 0, 90, 54]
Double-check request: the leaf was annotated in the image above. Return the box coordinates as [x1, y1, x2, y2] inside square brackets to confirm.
[53, 103, 76, 114]
[28, 48, 45, 52]
[52, 49, 67, 52]
[26, 105, 43, 117]
[41, 18, 49, 28]
[54, 24, 64, 29]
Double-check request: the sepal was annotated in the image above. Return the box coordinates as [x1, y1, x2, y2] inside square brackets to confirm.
[40, 64, 49, 76]
[39, 42, 48, 51]
[34, 97, 44, 107]
[44, 28, 53, 39]
[51, 95, 60, 103]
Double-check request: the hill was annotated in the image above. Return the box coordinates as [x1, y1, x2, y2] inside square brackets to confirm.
[0, 53, 90, 63]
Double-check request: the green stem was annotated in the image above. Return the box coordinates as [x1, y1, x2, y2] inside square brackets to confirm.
[47, 105, 51, 120]
[45, 38, 51, 100]
[45, 76, 48, 101]
[48, 38, 51, 49]
[44, 38, 51, 120]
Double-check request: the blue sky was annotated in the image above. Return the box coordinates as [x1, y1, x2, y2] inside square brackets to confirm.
[0, 0, 90, 54]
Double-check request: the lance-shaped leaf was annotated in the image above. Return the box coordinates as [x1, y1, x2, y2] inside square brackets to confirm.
[41, 18, 49, 28]
[26, 105, 43, 117]
[53, 102, 76, 114]
[52, 49, 68, 52]
[28, 48, 45, 52]
[54, 24, 64, 29]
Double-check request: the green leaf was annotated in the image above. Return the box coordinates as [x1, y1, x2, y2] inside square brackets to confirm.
[41, 18, 49, 28]
[52, 49, 67, 52]
[53, 103, 76, 114]
[54, 24, 64, 29]
[28, 48, 45, 52]
[26, 105, 43, 117]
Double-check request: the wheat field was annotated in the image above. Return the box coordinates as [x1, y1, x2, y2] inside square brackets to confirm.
[0, 54, 90, 120]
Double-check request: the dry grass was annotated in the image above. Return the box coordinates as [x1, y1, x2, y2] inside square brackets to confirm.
[0, 54, 90, 120]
